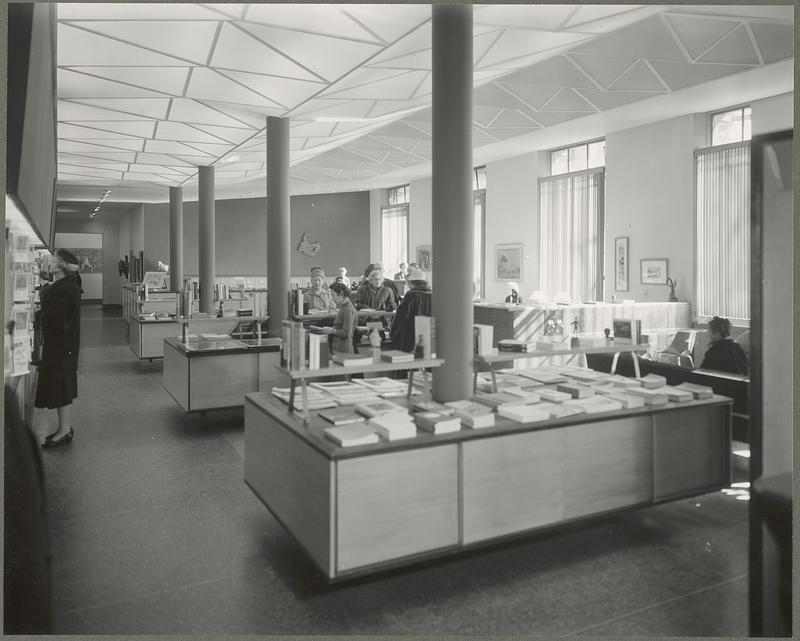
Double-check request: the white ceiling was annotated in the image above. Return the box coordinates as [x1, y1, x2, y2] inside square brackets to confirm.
[54, 3, 794, 206]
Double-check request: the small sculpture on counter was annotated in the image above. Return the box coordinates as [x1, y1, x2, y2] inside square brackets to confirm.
[666, 277, 678, 302]
[604, 327, 612, 341]
[570, 317, 580, 347]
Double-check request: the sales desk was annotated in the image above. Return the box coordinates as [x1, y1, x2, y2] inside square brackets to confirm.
[244, 392, 732, 581]
[163, 336, 281, 413]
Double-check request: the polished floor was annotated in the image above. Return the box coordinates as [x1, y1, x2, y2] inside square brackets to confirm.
[34, 305, 750, 635]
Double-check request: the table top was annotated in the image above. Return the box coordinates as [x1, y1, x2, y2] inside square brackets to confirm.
[291, 309, 395, 321]
[280, 355, 443, 378]
[164, 335, 281, 356]
[475, 340, 650, 363]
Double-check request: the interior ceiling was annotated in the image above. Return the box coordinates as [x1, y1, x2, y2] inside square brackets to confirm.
[55, 3, 794, 206]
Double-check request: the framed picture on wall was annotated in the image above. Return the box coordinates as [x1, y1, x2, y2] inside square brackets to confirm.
[640, 258, 669, 285]
[495, 243, 522, 280]
[415, 245, 431, 271]
[615, 237, 629, 291]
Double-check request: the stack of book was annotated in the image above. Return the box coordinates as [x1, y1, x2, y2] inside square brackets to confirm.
[556, 382, 595, 399]
[353, 377, 415, 398]
[474, 372, 528, 392]
[538, 388, 572, 403]
[539, 402, 585, 419]
[607, 375, 643, 389]
[271, 386, 338, 410]
[310, 381, 380, 405]
[318, 406, 366, 425]
[497, 338, 537, 352]
[332, 352, 374, 367]
[354, 399, 408, 419]
[568, 369, 612, 384]
[515, 369, 567, 384]
[563, 395, 624, 414]
[369, 412, 417, 441]
[626, 387, 669, 405]
[280, 320, 306, 370]
[674, 382, 713, 399]
[380, 349, 415, 363]
[412, 400, 455, 415]
[306, 332, 329, 369]
[473, 324, 495, 356]
[445, 400, 495, 429]
[603, 392, 645, 409]
[323, 424, 379, 447]
[414, 411, 461, 435]
[637, 373, 668, 389]
[664, 385, 694, 403]
[590, 381, 618, 395]
[473, 391, 532, 410]
[497, 402, 549, 423]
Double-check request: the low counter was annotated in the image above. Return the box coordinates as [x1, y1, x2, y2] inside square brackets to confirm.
[163, 336, 281, 412]
[244, 391, 732, 581]
[129, 317, 179, 360]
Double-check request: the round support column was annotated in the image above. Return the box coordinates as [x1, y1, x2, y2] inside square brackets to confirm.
[169, 186, 184, 292]
[198, 166, 215, 314]
[266, 116, 291, 337]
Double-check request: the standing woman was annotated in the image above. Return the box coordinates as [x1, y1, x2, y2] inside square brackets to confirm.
[320, 282, 356, 355]
[36, 249, 82, 448]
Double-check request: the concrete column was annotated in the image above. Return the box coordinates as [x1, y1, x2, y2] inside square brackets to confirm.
[266, 116, 291, 337]
[198, 166, 215, 314]
[169, 186, 184, 291]
[431, 4, 473, 402]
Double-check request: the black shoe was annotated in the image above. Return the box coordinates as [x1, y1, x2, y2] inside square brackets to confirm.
[41, 428, 74, 449]
[44, 430, 60, 442]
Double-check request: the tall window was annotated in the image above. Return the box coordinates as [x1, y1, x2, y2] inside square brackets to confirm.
[381, 185, 409, 276]
[550, 139, 605, 176]
[473, 166, 486, 298]
[696, 107, 751, 322]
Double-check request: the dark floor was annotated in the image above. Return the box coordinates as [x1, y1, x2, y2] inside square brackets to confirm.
[34, 304, 750, 635]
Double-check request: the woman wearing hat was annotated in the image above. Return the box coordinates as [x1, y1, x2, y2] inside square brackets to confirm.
[36, 249, 83, 448]
[306, 267, 337, 312]
[390, 268, 431, 352]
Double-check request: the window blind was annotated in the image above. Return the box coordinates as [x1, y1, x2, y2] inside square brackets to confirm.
[695, 143, 750, 322]
[539, 169, 604, 301]
[381, 204, 408, 276]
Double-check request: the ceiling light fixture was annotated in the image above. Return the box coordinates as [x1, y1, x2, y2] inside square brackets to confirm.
[88, 188, 111, 220]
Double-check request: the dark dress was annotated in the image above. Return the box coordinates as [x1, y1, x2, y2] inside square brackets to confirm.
[699, 338, 749, 376]
[34, 273, 82, 409]
[390, 284, 432, 352]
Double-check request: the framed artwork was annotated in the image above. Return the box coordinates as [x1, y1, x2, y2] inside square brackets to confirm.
[495, 243, 522, 280]
[640, 258, 669, 285]
[415, 245, 432, 271]
[615, 237, 629, 291]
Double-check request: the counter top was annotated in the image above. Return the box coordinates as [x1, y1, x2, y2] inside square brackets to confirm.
[164, 336, 281, 356]
[245, 391, 732, 462]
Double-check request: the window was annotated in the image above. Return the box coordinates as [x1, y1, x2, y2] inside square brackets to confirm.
[551, 140, 605, 176]
[695, 143, 750, 322]
[382, 184, 409, 278]
[711, 106, 752, 146]
[539, 168, 604, 301]
[473, 167, 486, 297]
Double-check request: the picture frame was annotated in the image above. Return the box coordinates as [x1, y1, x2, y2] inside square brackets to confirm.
[415, 245, 432, 271]
[640, 258, 669, 285]
[495, 243, 523, 281]
[614, 237, 629, 291]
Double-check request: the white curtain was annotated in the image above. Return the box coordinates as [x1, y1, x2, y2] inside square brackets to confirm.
[695, 143, 750, 321]
[381, 205, 408, 275]
[539, 170, 603, 301]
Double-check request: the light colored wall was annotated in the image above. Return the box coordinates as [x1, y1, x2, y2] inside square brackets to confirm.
[368, 188, 385, 272]
[751, 92, 793, 136]
[408, 177, 432, 276]
[129, 204, 144, 252]
[484, 152, 541, 303]
[54, 219, 122, 305]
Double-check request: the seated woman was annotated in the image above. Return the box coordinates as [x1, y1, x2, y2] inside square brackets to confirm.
[305, 267, 337, 312]
[319, 282, 356, 354]
[699, 316, 750, 375]
[355, 268, 396, 311]
[390, 268, 431, 352]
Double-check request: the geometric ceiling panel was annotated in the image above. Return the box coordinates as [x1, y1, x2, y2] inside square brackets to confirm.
[243, 4, 382, 42]
[63, 150, 140, 162]
[290, 121, 338, 137]
[203, 4, 248, 20]
[371, 135, 420, 153]
[473, 83, 533, 110]
[58, 4, 223, 20]
[489, 109, 540, 128]
[186, 68, 284, 108]
[571, 16, 687, 62]
[368, 22, 433, 66]
[576, 88, 654, 111]
[144, 140, 212, 155]
[62, 67, 190, 95]
[135, 153, 195, 167]
[749, 22, 795, 64]
[494, 82, 562, 110]
[58, 139, 145, 153]
[662, 15, 738, 61]
[58, 23, 191, 67]
[238, 22, 384, 82]
[563, 5, 645, 31]
[58, 69, 168, 99]
[58, 122, 156, 140]
[71, 20, 220, 65]
[59, 160, 131, 172]
[322, 71, 429, 100]
[155, 121, 235, 144]
[367, 49, 430, 71]
[320, 67, 413, 96]
[368, 98, 429, 118]
[472, 127, 499, 146]
[167, 99, 261, 128]
[607, 60, 667, 92]
[128, 164, 186, 175]
[486, 127, 543, 141]
[412, 73, 432, 98]
[190, 124, 255, 145]
[527, 110, 583, 127]
[199, 100, 271, 128]
[68, 98, 172, 120]
[567, 53, 639, 90]
[475, 5, 578, 31]
[58, 101, 154, 122]
[502, 55, 601, 89]
[697, 24, 760, 65]
[210, 23, 320, 80]
[180, 142, 235, 156]
[647, 59, 754, 92]
[540, 88, 597, 112]
[478, 28, 591, 69]
[473, 104, 503, 128]
[340, 5, 431, 42]
[58, 165, 124, 180]
[218, 69, 324, 109]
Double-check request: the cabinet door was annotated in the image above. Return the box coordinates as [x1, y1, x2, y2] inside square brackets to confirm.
[336, 445, 459, 574]
[462, 429, 565, 544]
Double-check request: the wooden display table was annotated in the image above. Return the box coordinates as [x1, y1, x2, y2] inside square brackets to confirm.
[244, 392, 732, 581]
[474, 339, 650, 392]
[281, 355, 443, 420]
[163, 335, 280, 413]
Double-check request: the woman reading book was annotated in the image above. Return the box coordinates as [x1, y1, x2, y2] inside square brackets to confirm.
[320, 282, 356, 354]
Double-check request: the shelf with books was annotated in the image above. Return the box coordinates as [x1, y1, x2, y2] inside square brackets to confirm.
[473, 339, 650, 393]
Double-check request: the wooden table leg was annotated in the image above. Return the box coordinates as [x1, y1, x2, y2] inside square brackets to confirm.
[631, 351, 641, 378]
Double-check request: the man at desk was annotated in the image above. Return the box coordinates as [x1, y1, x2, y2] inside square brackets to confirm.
[699, 316, 750, 375]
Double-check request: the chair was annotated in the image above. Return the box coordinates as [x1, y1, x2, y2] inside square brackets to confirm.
[656, 330, 697, 368]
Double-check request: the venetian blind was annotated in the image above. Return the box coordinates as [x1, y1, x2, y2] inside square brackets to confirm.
[539, 169, 604, 301]
[695, 143, 750, 322]
[381, 204, 408, 276]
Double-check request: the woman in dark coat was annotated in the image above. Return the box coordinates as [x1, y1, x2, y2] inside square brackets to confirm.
[699, 316, 749, 376]
[390, 268, 432, 352]
[35, 249, 82, 448]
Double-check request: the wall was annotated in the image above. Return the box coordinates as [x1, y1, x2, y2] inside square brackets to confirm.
[55, 219, 122, 305]
[368, 188, 384, 272]
[484, 152, 541, 303]
[751, 92, 793, 136]
[142, 191, 370, 279]
[408, 177, 432, 277]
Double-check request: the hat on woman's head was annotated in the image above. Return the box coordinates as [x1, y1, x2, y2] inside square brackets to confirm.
[310, 266, 325, 278]
[407, 268, 426, 282]
[56, 249, 80, 271]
